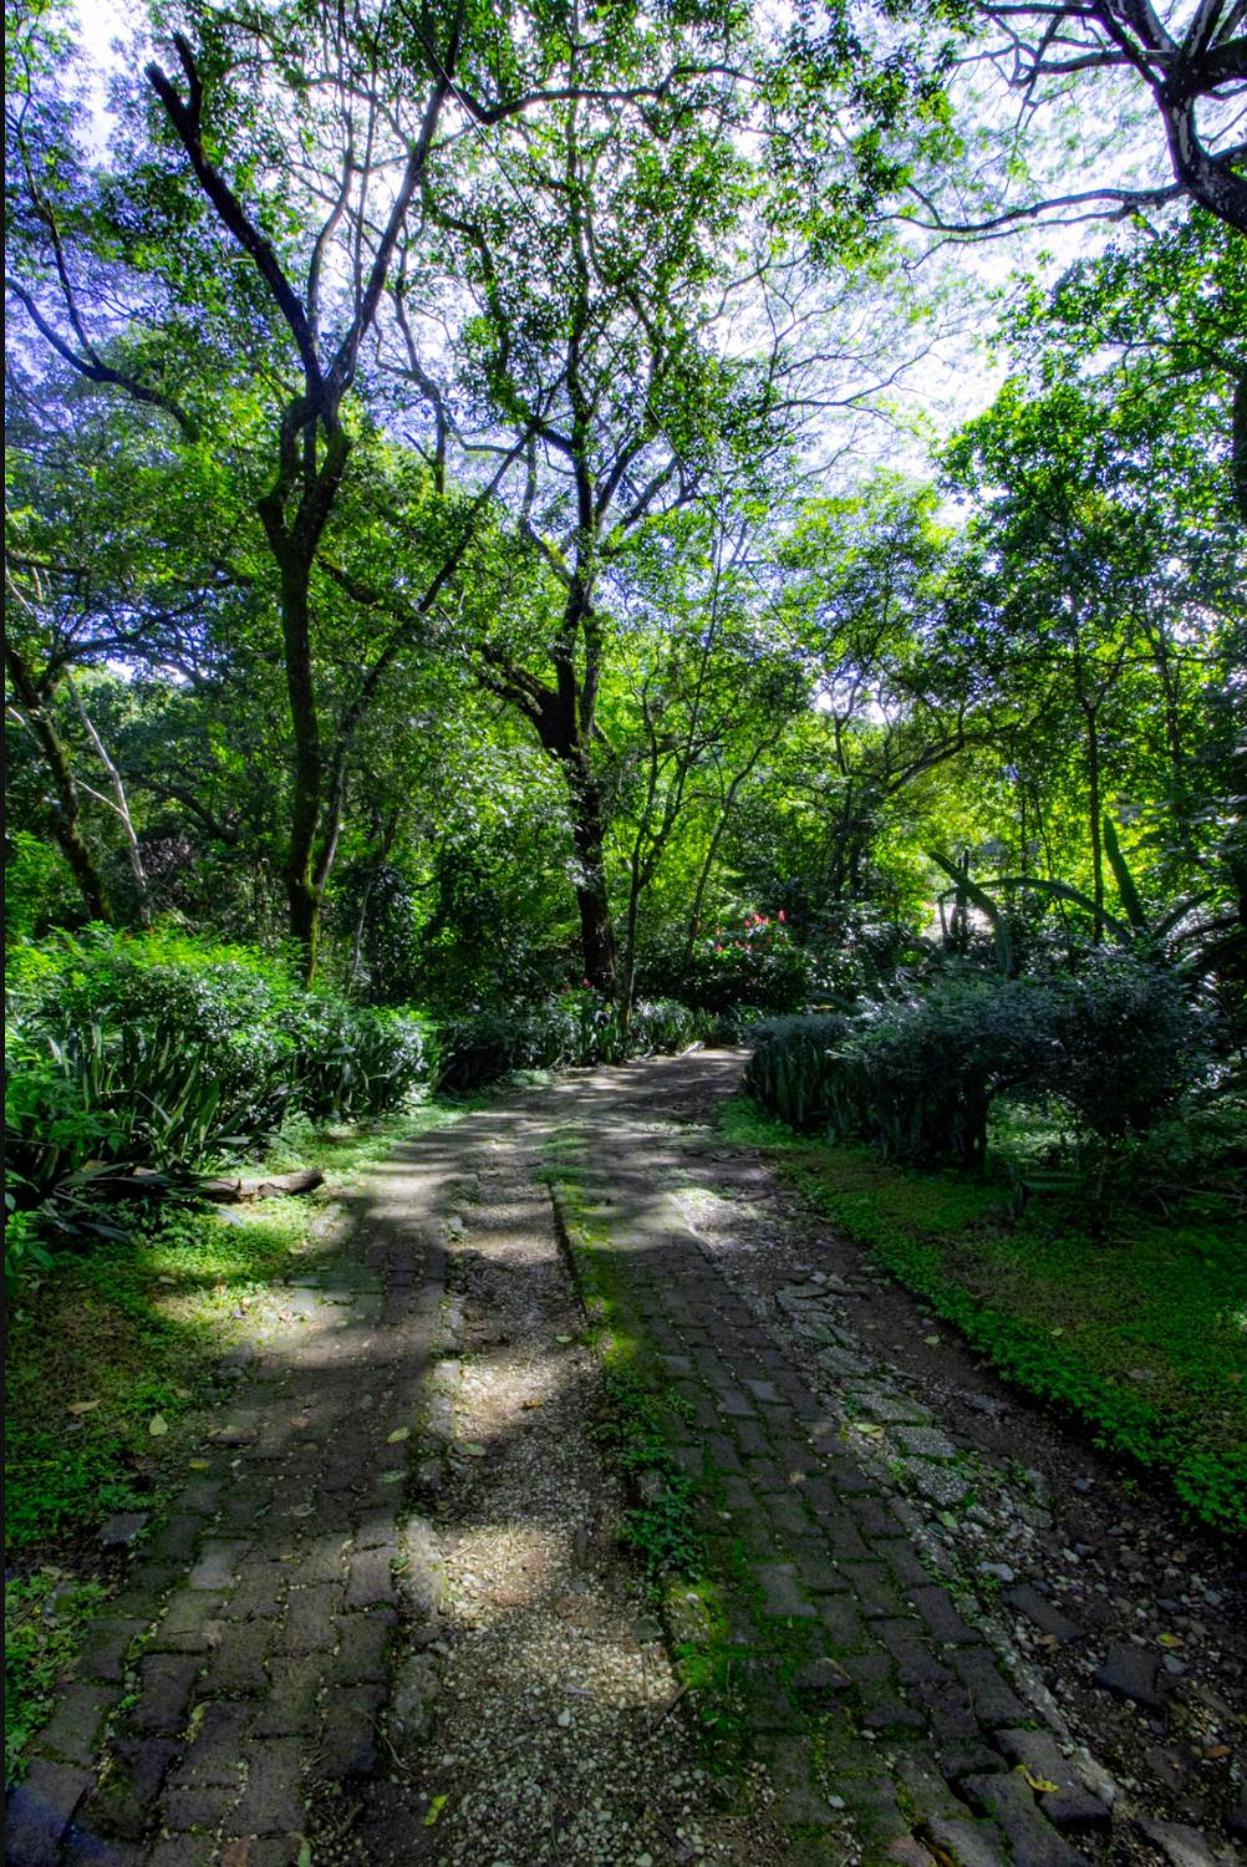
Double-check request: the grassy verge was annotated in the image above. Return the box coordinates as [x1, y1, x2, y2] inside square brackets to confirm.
[721, 1097, 1247, 1536]
[4, 1099, 463, 1781]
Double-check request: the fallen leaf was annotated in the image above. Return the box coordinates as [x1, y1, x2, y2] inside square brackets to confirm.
[424, 1794, 448, 1827]
[555, 1334, 574, 1345]
[1050, 1326, 1065, 1337]
[462, 1442, 488, 1458]
[188, 1459, 211, 1471]
[297, 1840, 313, 1867]
[521, 1398, 542, 1411]
[67, 1400, 101, 1415]
[387, 1427, 411, 1444]
[853, 1421, 885, 1438]
[923, 1334, 941, 1346]
[1204, 1744, 1230, 1760]
[1017, 1766, 1060, 1793]
[1157, 1633, 1184, 1649]
[148, 1414, 169, 1437]
[173, 1387, 191, 1399]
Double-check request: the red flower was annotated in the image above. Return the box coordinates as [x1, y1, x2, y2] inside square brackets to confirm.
[778, 909, 786, 923]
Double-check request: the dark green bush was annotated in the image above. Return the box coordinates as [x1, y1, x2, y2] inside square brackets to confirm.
[642, 915, 814, 1014]
[745, 957, 1211, 1171]
[5, 933, 438, 1232]
[1046, 953, 1202, 1139]
[436, 990, 707, 1092]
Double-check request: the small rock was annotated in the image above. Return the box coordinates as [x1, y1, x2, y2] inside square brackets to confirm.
[98, 1512, 149, 1550]
[979, 1562, 1016, 1584]
[1094, 1641, 1164, 1712]
[557, 1709, 572, 1728]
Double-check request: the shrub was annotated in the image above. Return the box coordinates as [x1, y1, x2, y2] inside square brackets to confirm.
[745, 958, 1213, 1173]
[435, 990, 707, 1092]
[746, 981, 1061, 1167]
[1046, 952, 1203, 1139]
[643, 914, 814, 1014]
[5, 931, 439, 1245]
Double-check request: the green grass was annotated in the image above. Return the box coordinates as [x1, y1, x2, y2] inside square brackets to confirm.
[720, 1096, 1247, 1536]
[4, 1098, 465, 1780]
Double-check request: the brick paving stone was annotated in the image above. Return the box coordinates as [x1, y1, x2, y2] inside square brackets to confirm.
[742, 1454, 787, 1493]
[753, 1561, 817, 1619]
[949, 1647, 1029, 1728]
[875, 1619, 955, 1689]
[86, 1736, 179, 1840]
[318, 1681, 385, 1779]
[353, 1510, 397, 1551]
[253, 1657, 323, 1738]
[707, 1432, 743, 1473]
[174, 1701, 251, 1786]
[149, 1516, 204, 1564]
[177, 1479, 224, 1516]
[910, 1583, 981, 1645]
[293, 1533, 352, 1587]
[77, 1615, 148, 1684]
[996, 1729, 1111, 1833]
[147, 1837, 218, 1867]
[5, 1758, 93, 1866]
[148, 1590, 227, 1654]
[221, 1565, 286, 1622]
[922, 1814, 1009, 1867]
[30, 1682, 112, 1766]
[187, 1540, 250, 1591]
[132, 1654, 202, 1735]
[273, 1584, 342, 1655]
[231, 1738, 305, 1834]
[734, 1420, 769, 1457]
[202, 1619, 273, 1695]
[962, 1772, 1087, 1866]
[345, 1542, 395, 1609]
[818, 1594, 869, 1652]
[792, 1544, 849, 1594]
[162, 1778, 239, 1830]
[765, 1493, 817, 1545]
[839, 1561, 909, 1620]
[329, 1608, 397, 1684]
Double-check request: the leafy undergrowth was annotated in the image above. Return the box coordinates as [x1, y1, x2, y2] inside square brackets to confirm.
[4, 1102, 462, 1780]
[721, 1098, 1247, 1536]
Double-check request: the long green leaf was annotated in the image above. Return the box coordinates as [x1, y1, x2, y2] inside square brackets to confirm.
[1102, 817, 1147, 932]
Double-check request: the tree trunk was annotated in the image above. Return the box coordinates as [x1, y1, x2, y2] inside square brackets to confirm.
[277, 552, 325, 983]
[570, 764, 617, 992]
[1085, 706, 1105, 943]
[5, 644, 111, 923]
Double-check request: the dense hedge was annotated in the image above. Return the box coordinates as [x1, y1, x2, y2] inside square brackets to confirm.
[745, 957, 1205, 1166]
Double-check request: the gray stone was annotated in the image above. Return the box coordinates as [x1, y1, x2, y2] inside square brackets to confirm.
[1003, 1584, 1080, 1642]
[996, 1730, 1111, 1834]
[962, 1773, 1086, 1866]
[391, 1651, 440, 1741]
[1138, 1822, 1236, 1867]
[1094, 1641, 1164, 1712]
[895, 1425, 959, 1460]
[98, 1512, 149, 1550]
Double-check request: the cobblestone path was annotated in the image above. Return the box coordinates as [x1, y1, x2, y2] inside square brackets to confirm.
[7, 1130, 456, 1867]
[9, 1050, 1240, 1867]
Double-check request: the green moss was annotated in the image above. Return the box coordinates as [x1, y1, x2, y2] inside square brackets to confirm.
[5, 1572, 108, 1784]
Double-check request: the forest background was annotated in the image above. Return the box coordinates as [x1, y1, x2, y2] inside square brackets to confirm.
[4, 0, 1247, 1669]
